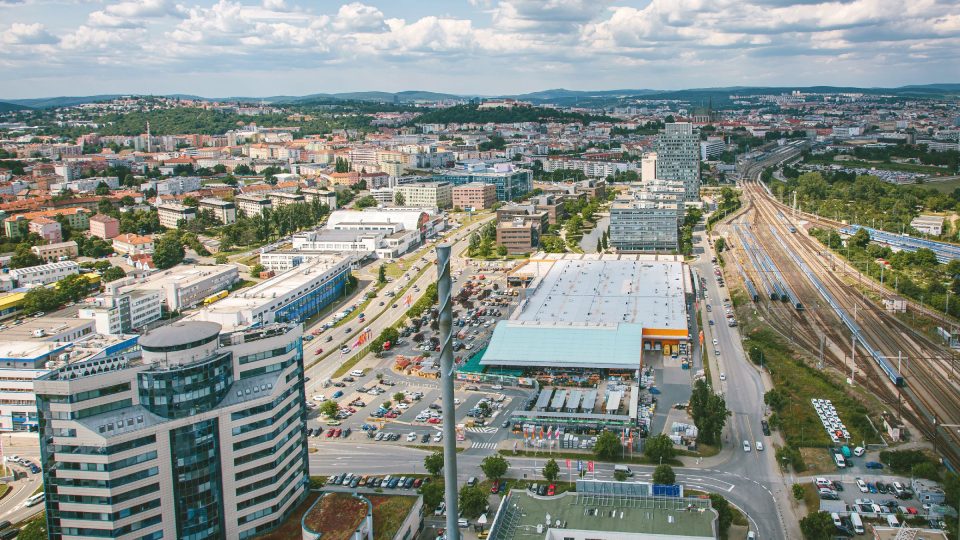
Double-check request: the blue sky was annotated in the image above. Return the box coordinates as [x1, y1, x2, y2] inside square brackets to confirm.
[1, 0, 958, 99]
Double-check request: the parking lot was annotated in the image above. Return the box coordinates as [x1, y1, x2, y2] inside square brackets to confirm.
[811, 472, 949, 532]
[304, 263, 532, 451]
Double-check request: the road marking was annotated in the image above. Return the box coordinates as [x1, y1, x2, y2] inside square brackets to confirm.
[466, 427, 497, 434]
[470, 442, 497, 450]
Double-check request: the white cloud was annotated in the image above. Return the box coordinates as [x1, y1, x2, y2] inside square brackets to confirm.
[2, 22, 58, 44]
[332, 2, 385, 32]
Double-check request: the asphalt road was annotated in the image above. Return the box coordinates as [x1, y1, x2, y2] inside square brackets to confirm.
[0, 436, 44, 525]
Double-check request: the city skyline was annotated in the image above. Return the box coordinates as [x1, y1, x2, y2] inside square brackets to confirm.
[1, 0, 959, 99]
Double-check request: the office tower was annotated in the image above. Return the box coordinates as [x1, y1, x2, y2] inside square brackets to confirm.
[655, 122, 701, 202]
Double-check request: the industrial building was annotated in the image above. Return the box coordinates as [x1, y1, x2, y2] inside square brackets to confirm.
[191, 255, 352, 330]
[1, 260, 80, 290]
[35, 321, 309, 539]
[481, 254, 690, 373]
[489, 481, 716, 540]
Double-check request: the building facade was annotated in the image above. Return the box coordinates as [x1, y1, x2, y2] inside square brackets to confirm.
[436, 163, 532, 201]
[235, 194, 272, 217]
[157, 203, 197, 229]
[199, 198, 237, 225]
[35, 321, 310, 540]
[31, 241, 79, 262]
[9, 261, 80, 287]
[452, 182, 497, 210]
[112, 233, 155, 256]
[609, 199, 680, 252]
[29, 217, 62, 244]
[89, 214, 121, 240]
[655, 123, 701, 202]
[395, 182, 452, 209]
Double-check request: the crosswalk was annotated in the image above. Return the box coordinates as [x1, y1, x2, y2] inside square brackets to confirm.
[470, 441, 498, 450]
[466, 427, 498, 433]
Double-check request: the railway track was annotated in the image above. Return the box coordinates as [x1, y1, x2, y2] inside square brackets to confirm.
[737, 177, 960, 466]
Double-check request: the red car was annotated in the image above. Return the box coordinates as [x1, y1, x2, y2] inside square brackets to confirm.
[333, 428, 342, 437]
[547, 484, 556, 496]
[906, 507, 918, 515]
[325, 429, 334, 438]
[316, 348, 324, 355]
[427, 418, 441, 424]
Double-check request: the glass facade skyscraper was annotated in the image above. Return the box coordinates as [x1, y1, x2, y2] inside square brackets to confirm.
[35, 321, 309, 539]
[655, 122, 701, 202]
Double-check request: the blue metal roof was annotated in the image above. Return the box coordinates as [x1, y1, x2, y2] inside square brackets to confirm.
[479, 321, 643, 370]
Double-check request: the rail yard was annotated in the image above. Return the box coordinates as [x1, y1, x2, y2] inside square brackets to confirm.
[720, 153, 960, 469]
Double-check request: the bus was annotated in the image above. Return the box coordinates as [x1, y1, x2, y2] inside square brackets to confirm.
[25, 492, 44, 506]
[203, 290, 229, 306]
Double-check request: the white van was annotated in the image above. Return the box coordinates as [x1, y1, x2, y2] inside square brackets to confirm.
[831, 513, 842, 528]
[892, 481, 905, 497]
[350, 369, 365, 377]
[850, 512, 864, 534]
[886, 515, 899, 527]
[614, 465, 634, 477]
[26, 492, 44, 506]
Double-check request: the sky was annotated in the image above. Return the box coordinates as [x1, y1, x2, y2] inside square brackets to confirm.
[0, 0, 958, 99]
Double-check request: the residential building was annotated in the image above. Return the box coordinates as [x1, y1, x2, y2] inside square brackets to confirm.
[235, 194, 272, 217]
[157, 203, 196, 229]
[452, 182, 497, 210]
[112, 233, 155, 255]
[541, 157, 636, 178]
[268, 192, 305, 208]
[190, 255, 352, 330]
[641, 152, 657, 182]
[31, 241, 78, 262]
[29, 217, 62, 243]
[89, 214, 120, 239]
[199, 198, 237, 224]
[656, 122, 701, 202]
[140, 176, 202, 195]
[436, 162, 532, 201]
[34, 321, 309, 540]
[395, 181, 453, 209]
[3, 207, 91, 238]
[8, 261, 80, 288]
[301, 187, 338, 210]
[496, 217, 542, 254]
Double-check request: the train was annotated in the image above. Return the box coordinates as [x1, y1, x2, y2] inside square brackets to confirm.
[775, 227, 905, 387]
[839, 225, 960, 264]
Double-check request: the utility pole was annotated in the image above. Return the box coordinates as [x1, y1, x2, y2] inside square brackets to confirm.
[436, 244, 460, 540]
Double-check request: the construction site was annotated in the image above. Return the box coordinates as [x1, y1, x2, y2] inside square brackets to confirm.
[716, 169, 960, 467]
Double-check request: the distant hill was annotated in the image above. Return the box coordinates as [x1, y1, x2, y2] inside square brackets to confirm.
[0, 101, 30, 113]
[5, 94, 123, 109]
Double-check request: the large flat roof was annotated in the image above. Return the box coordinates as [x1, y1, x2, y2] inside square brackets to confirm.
[514, 256, 688, 332]
[492, 491, 715, 540]
[480, 322, 643, 370]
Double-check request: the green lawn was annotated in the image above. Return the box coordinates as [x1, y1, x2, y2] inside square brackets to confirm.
[924, 177, 960, 193]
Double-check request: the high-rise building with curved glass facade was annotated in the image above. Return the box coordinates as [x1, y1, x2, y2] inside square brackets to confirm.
[34, 320, 309, 540]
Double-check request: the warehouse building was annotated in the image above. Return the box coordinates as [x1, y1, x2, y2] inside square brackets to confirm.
[481, 254, 690, 373]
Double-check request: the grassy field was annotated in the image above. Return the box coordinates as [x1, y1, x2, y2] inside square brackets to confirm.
[742, 325, 883, 447]
[923, 176, 960, 193]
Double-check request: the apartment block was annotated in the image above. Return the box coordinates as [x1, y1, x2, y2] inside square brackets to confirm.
[35, 321, 309, 539]
[235, 194, 272, 217]
[31, 241, 79, 262]
[268, 192, 305, 208]
[112, 233, 155, 256]
[452, 182, 497, 210]
[395, 182, 452, 209]
[29, 217, 62, 244]
[157, 203, 197, 229]
[199, 198, 237, 225]
[89, 214, 121, 240]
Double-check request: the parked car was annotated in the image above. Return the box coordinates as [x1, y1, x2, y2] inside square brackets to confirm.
[865, 461, 884, 470]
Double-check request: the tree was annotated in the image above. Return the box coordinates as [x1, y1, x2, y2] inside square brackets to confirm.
[594, 430, 622, 460]
[249, 263, 265, 277]
[613, 470, 628, 481]
[382, 401, 392, 410]
[792, 484, 805, 500]
[55, 274, 89, 303]
[849, 228, 871, 249]
[393, 392, 406, 403]
[496, 244, 508, 257]
[378, 265, 387, 284]
[319, 400, 339, 418]
[101, 266, 126, 283]
[355, 195, 378, 209]
[714, 237, 726, 252]
[215, 255, 228, 264]
[22, 287, 62, 315]
[152, 232, 185, 270]
[542, 459, 560, 482]
[689, 379, 730, 446]
[10, 244, 42, 269]
[799, 512, 836, 540]
[234, 164, 253, 175]
[708, 494, 733, 539]
[480, 455, 509, 481]
[94, 182, 110, 196]
[394, 192, 406, 206]
[596, 238, 603, 253]
[644, 434, 676, 463]
[458, 485, 487, 519]
[652, 464, 675, 485]
[420, 480, 444, 510]
[335, 157, 351, 173]
[424, 451, 444, 477]
[15, 515, 45, 540]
